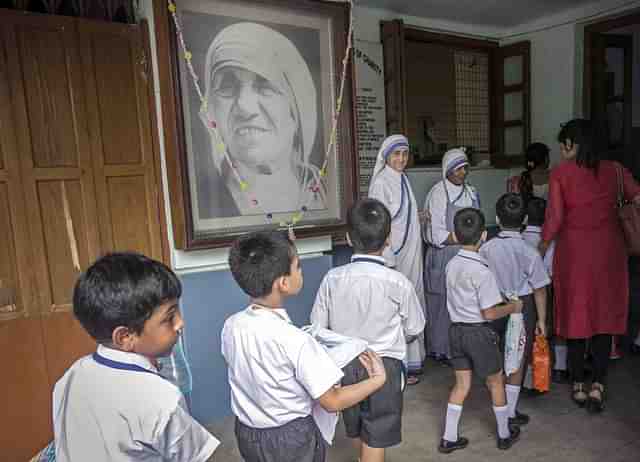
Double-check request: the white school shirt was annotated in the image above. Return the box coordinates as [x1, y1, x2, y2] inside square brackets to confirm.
[424, 180, 478, 247]
[521, 225, 555, 276]
[445, 249, 503, 323]
[479, 230, 550, 297]
[221, 306, 343, 429]
[53, 344, 219, 462]
[310, 254, 426, 361]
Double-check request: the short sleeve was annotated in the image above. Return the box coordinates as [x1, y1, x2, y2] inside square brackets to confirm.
[157, 399, 220, 462]
[476, 270, 503, 311]
[400, 282, 426, 336]
[310, 276, 331, 329]
[295, 336, 344, 400]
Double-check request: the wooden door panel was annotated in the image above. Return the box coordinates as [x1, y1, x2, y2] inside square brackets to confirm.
[0, 318, 53, 461]
[80, 20, 163, 260]
[381, 19, 407, 135]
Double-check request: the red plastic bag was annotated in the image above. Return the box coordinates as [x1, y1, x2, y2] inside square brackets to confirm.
[532, 335, 551, 392]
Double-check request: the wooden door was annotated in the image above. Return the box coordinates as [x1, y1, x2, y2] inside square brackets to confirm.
[591, 33, 633, 170]
[4, 11, 100, 390]
[1, 10, 167, 459]
[0, 18, 53, 460]
[78, 19, 165, 261]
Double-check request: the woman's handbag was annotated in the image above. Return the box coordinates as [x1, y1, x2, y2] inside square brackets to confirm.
[615, 163, 640, 256]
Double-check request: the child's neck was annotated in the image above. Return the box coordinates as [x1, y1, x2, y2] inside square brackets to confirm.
[462, 244, 481, 253]
[251, 293, 285, 310]
[500, 226, 521, 233]
[355, 249, 384, 257]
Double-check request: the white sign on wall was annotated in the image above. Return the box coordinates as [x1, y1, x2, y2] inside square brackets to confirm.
[354, 39, 387, 198]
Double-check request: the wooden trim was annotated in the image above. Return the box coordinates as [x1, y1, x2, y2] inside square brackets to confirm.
[152, 0, 186, 249]
[141, 18, 171, 264]
[404, 27, 498, 50]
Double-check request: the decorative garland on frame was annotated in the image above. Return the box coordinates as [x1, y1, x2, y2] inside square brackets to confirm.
[167, 0, 355, 230]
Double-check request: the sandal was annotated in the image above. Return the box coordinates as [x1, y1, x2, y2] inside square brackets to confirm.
[407, 375, 421, 386]
[572, 382, 587, 407]
[587, 382, 605, 414]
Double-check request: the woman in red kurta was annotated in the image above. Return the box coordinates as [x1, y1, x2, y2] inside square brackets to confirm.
[541, 119, 640, 413]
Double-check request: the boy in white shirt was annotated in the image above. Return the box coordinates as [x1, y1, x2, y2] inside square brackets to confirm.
[440, 208, 523, 454]
[222, 231, 386, 462]
[480, 193, 550, 423]
[53, 252, 219, 462]
[311, 198, 426, 462]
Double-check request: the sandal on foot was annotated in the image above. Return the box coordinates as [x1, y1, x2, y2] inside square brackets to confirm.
[572, 382, 587, 407]
[407, 375, 421, 386]
[587, 383, 605, 413]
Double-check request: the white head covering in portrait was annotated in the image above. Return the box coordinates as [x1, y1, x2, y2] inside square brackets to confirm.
[367, 134, 409, 196]
[201, 22, 318, 178]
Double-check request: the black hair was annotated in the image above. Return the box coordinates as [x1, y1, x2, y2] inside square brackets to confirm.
[519, 142, 550, 203]
[229, 231, 295, 298]
[557, 119, 598, 170]
[454, 208, 485, 246]
[73, 252, 182, 343]
[347, 198, 391, 253]
[496, 193, 526, 229]
[527, 197, 547, 227]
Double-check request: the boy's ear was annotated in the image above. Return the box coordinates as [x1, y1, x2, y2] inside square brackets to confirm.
[523, 214, 529, 225]
[481, 230, 488, 243]
[384, 234, 391, 249]
[345, 232, 353, 248]
[112, 326, 137, 352]
[495, 216, 501, 227]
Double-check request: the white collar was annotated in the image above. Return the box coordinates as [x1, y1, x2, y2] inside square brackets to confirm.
[351, 253, 386, 264]
[246, 305, 292, 323]
[96, 344, 158, 373]
[524, 225, 542, 233]
[498, 230, 523, 239]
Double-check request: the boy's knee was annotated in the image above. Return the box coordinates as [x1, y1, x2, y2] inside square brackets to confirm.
[485, 370, 504, 387]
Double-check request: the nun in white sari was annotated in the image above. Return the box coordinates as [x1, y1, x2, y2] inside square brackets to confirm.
[368, 135, 426, 378]
[423, 148, 480, 360]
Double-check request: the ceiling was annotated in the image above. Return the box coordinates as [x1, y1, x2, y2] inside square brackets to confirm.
[358, 0, 598, 27]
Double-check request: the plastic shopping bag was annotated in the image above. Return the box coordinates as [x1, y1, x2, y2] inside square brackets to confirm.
[532, 335, 551, 392]
[504, 312, 526, 376]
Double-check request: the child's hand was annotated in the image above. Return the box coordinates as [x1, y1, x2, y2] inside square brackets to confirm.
[535, 320, 547, 337]
[358, 350, 386, 380]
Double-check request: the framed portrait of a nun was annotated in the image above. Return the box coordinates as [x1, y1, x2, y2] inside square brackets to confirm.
[156, 0, 358, 249]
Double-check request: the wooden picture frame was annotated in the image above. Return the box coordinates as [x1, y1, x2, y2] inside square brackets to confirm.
[153, 0, 358, 250]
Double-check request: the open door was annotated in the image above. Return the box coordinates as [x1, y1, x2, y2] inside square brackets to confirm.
[591, 33, 633, 170]
[380, 19, 407, 135]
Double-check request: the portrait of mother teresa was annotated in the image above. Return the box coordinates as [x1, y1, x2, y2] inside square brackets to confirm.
[199, 22, 326, 218]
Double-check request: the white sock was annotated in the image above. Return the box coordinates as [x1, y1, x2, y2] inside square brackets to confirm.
[493, 405, 510, 439]
[523, 366, 533, 389]
[554, 344, 568, 370]
[443, 403, 463, 442]
[635, 332, 640, 347]
[505, 384, 521, 418]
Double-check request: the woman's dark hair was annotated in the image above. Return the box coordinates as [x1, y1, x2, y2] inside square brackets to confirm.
[73, 252, 182, 343]
[519, 142, 550, 204]
[557, 119, 598, 170]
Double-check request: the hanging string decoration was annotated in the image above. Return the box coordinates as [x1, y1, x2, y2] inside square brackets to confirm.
[166, 0, 355, 231]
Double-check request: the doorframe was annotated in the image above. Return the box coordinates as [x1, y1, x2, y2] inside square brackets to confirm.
[583, 9, 640, 118]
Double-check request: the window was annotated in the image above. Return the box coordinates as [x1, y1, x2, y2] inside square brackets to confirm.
[380, 20, 530, 167]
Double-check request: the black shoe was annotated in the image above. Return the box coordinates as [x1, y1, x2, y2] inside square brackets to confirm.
[508, 410, 530, 426]
[552, 370, 569, 384]
[522, 387, 546, 398]
[497, 425, 520, 450]
[438, 437, 469, 454]
[630, 343, 640, 355]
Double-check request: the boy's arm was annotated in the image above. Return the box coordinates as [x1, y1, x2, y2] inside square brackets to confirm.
[310, 277, 330, 328]
[317, 350, 386, 413]
[477, 270, 523, 320]
[533, 286, 547, 336]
